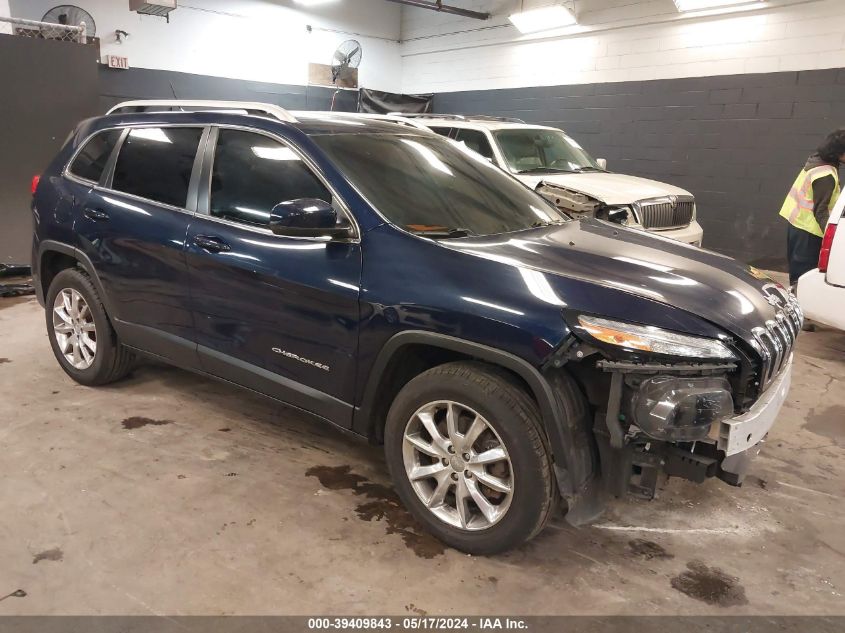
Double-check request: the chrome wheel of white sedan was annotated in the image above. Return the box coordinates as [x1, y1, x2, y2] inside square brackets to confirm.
[52, 288, 97, 370]
[402, 400, 514, 531]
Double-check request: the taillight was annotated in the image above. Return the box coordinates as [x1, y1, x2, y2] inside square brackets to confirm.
[819, 223, 837, 273]
[31, 175, 41, 196]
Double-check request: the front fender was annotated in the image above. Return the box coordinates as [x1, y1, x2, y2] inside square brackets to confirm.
[354, 331, 597, 516]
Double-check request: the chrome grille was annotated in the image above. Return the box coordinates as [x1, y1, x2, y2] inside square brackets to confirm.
[636, 196, 695, 230]
[750, 286, 802, 392]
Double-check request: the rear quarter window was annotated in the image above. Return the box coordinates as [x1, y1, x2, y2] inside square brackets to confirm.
[68, 129, 122, 183]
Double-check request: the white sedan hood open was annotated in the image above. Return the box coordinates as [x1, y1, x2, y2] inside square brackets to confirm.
[518, 172, 692, 206]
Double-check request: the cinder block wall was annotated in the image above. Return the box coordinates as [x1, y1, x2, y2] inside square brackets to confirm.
[401, 1, 845, 93]
[434, 68, 845, 268]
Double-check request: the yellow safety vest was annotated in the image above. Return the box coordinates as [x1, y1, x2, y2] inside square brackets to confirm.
[779, 164, 840, 237]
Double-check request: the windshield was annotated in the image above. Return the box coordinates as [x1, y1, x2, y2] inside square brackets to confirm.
[313, 132, 568, 237]
[494, 129, 601, 174]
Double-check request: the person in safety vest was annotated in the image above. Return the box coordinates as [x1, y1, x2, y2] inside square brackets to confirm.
[780, 129, 845, 288]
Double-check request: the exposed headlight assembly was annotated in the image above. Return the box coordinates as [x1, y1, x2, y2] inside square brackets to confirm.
[577, 315, 737, 360]
[632, 375, 733, 441]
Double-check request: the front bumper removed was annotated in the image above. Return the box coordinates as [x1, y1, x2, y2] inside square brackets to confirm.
[715, 356, 791, 484]
[593, 357, 792, 501]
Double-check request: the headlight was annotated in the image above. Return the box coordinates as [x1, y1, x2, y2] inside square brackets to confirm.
[632, 375, 733, 441]
[576, 315, 737, 360]
[606, 206, 631, 226]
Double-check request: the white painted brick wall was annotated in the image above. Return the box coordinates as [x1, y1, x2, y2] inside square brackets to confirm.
[8, 0, 403, 91]
[400, 0, 845, 93]
[0, 0, 12, 34]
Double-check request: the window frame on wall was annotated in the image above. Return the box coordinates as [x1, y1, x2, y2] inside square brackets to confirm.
[194, 125, 359, 240]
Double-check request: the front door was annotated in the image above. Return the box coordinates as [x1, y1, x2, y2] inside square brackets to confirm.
[185, 127, 362, 426]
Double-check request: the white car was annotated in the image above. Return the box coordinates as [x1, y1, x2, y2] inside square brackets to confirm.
[402, 114, 704, 246]
[797, 193, 845, 330]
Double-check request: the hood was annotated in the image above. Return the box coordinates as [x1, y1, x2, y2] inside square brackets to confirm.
[517, 172, 692, 206]
[440, 219, 784, 344]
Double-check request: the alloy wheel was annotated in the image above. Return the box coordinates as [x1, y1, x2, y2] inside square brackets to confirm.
[402, 400, 514, 531]
[52, 288, 97, 370]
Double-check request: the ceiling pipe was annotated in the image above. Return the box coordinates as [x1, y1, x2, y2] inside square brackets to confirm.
[384, 0, 490, 20]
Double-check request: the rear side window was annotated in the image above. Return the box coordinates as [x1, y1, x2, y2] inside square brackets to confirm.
[209, 129, 331, 227]
[68, 129, 122, 183]
[111, 127, 203, 208]
[428, 126, 455, 139]
[455, 129, 494, 161]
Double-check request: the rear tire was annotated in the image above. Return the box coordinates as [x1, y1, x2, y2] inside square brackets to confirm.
[45, 267, 134, 386]
[384, 361, 556, 555]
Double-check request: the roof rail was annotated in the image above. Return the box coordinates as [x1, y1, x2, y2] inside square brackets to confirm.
[390, 113, 466, 121]
[107, 100, 298, 123]
[292, 111, 432, 131]
[389, 112, 526, 124]
[470, 115, 526, 124]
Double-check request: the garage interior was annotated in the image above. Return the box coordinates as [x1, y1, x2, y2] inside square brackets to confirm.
[1, 0, 845, 621]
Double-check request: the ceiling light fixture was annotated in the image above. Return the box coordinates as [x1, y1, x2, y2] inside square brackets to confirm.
[673, 0, 764, 12]
[509, 3, 577, 34]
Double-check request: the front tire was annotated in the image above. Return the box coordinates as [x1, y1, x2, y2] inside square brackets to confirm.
[384, 361, 556, 555]
[45, 267, 134, 386]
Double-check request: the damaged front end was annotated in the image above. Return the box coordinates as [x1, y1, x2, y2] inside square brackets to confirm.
[535, 182, 633, 226]
[593, 358, 763, 501]
[552, 312, 795, 515]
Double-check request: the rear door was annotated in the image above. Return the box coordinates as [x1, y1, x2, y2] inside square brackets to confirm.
[75, 125, 206, 366]
[184, 127, 362, 426]
[53, 129, 123, 249]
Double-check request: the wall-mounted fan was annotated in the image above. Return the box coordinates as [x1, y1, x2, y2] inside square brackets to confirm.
[331, 39, 362, 84]
[41, 5, 97, 39]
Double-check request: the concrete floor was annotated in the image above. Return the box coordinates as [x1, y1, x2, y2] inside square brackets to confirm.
[1, 293, 844, 616]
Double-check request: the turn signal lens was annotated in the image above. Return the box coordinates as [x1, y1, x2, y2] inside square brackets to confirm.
[577, 318, 651, 351]
[576, 315, 737, 360]
[819, 224, 837, 273]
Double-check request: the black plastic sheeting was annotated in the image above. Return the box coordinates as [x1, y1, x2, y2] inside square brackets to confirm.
[358, 88, 433, 114]
[0, 264, 35, 298]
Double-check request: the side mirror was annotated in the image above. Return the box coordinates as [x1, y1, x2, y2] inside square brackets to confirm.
[596, 158, 607, 170]
[268, 198, 353, 239]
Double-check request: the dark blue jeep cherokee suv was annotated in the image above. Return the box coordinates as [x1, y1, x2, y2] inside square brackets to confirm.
[32, 100, 800, 554]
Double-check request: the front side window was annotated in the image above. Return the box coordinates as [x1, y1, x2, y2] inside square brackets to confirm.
[314, 132, 567, 237]
[111, 127, 203, 208]
[454, 129, 494, 161]
[209, 129, 331, 228]
[68, 129, 122, 183]
[494, 129, 602, 175]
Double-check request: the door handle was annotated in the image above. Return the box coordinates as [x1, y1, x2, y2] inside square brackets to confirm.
[193, 235, 231, 253]
[83, 207, 110, 221]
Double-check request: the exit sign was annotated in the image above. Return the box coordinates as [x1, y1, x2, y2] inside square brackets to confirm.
[106, 55, 129, 70]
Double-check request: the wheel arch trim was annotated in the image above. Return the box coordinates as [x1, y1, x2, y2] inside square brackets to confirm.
[37, 240, 117, 320]
[354, 330, 592, 499]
